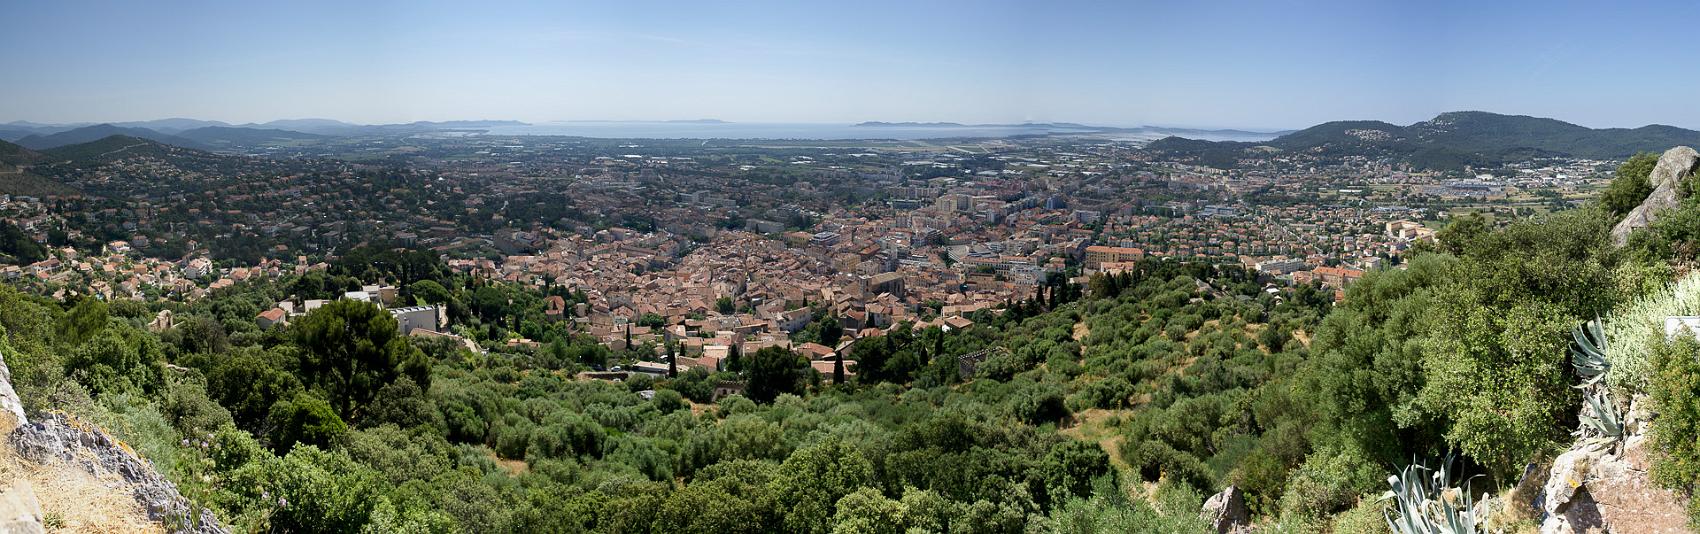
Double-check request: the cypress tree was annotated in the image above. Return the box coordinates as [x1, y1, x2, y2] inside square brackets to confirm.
[667, 340, 678, 378]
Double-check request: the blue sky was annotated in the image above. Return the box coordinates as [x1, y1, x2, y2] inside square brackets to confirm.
[4, 0, 1698, 129]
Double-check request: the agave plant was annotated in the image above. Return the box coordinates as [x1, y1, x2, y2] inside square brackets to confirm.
[1382, 454, 1481, 534]
[1576, 386, 1624, 443]
[1570, 317, 1609, 386]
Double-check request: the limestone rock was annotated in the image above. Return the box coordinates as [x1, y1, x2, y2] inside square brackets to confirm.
[1587, 435, 1689, 534]
[1540, 487, 1606, 534]
[1543, 445, 1605, 518]
[1200, 485, 1250, 534]
[0, 352, 26, 436]
[10, 414, 229, 534]
[1612, 146, 1700, 246]
[1539, 393, 1694, 534]
[0, 480, 44, 534]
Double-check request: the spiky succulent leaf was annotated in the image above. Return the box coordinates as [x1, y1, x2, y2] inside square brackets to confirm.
[1570, 318, 1610, 385]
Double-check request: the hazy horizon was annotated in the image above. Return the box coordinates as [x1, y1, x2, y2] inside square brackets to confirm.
[7, 0, 1700, 130]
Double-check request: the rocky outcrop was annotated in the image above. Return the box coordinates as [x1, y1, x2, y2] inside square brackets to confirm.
[0, 351, 25, 435]
[1538, 397, 1689, 533]
[1611, 146, 1700, 246]
[1200, 485, 1251, 534]
[0, 351, 43, 534]
[10, 414, 228, 534]
[1, 350, 225, 534]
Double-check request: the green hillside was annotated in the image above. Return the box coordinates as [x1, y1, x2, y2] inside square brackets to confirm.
[39, 134, 192, 163]
[1149, 111, 1700, 169]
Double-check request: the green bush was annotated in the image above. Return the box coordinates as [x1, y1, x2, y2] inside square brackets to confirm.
[1600, 152, 1659, 217]
[1603, 271, 1700, 394]
[1123, 440, 1214, 493]
[266, 392, 348, 453]
[1649, 337, 1700, 525]
[1277, 443, 1384, 521]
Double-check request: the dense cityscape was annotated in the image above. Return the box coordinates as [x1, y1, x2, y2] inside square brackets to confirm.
[0, 129, 1617, 348]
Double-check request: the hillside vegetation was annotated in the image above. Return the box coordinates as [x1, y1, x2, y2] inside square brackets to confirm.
[1148, 111, 1700, 170]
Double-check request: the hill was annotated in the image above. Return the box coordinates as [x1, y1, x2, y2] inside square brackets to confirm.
[38, 134, 201, 163]
[0, 140, 75, 196]
[1147, 111, 1700, 169]
[14, 124, 205, 151]
[0, 140, 43, 167]
[176, 125, 328, 147]
[110, 118, 232, 134]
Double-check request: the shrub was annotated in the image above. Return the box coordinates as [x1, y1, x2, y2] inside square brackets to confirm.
[1648, 337, 1700, 525]
[265, 392, 348, 453]
[1123, 440, 1214, 493]
[1277, 444, 1384, 521]
[1599, 152, 1658, 217]
[1602, 271, 1700, 394]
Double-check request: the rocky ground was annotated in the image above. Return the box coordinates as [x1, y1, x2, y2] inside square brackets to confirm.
[0, 353, 225, 534]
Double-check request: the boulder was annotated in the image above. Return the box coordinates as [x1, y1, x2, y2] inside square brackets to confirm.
[1612, 146, 1700, 246]
[1200, 485, 1250, 534]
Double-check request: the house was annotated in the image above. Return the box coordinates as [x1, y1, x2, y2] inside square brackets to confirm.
[148, 309, 176, 333]
[942, 316, 974, 332]
[776, 308, 813, 333]
[795, 342, 836, 361]
[183, 257, 214, 279]
[362, 285, 399, 307]
[809, 358, 857, 378]
[257, 308, 288, 329]
[712, 381, 746, 401]
[544, 295, 568, 322]
[631, 361, 671, 377]
[1084, 245, 1143, 270]
[389, 306, 441, 334]
[867, 272, 905, 296]
[1307, 266, 1365, 289]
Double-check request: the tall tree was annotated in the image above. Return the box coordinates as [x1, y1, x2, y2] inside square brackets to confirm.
[667, 339, 678, 378]
[294, 299, 430, 420]
[745, 346, 807, 403]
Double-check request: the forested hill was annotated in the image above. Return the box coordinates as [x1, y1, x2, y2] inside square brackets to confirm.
[0, 139, 44, 167]
[1147, 111, 1700, 169]
[38, 135, 211, 165]
[14, 124, 208, 151]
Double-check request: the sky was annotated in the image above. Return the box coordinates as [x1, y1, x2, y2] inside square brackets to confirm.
[4, 0, 1699, 130]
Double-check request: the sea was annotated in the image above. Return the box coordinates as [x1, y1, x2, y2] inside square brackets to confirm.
[483, 122, 1093, 140]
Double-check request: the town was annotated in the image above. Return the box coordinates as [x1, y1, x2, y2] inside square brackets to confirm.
[0, 130, 1619, 381]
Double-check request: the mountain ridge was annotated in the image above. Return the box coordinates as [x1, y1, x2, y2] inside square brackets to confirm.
[37, 134, 208, 163]
[14, 124, 206, 151]
[1146, 111, 1700, 169]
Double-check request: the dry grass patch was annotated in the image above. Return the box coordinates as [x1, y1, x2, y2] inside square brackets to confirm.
[1, 448, 161, 534]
